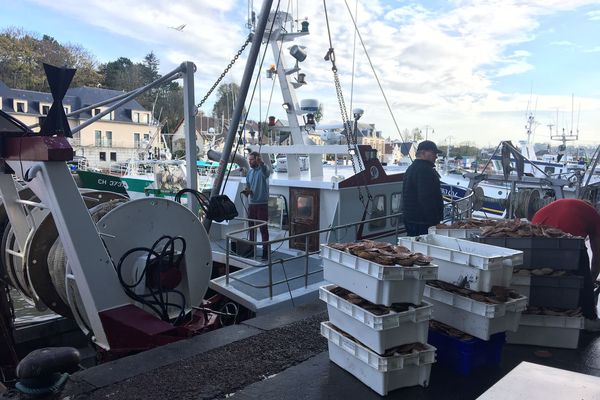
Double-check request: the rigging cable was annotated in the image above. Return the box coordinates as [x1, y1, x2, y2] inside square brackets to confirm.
[220, 0, 283, 195]
[323, 0, 373, 209]
[349, 0, 359, 114]
[262, 0, 292, 134]
[341, 0, 409, 151]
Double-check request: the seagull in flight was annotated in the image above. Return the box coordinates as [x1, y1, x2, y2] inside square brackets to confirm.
[169, 24, 186, 31]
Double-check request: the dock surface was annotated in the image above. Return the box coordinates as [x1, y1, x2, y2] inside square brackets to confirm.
[52, 300, 600, 399]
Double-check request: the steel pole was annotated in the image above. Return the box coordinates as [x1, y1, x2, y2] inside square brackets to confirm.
[182, 61, 199, 214]
[204, 0, 273, 232]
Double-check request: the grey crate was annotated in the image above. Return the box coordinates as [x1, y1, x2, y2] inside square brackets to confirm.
[472, 236, 585, 270]
[529, 274, 583, 309]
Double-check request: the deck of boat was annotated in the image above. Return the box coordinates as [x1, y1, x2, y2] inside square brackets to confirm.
[210, 239, 324, 314]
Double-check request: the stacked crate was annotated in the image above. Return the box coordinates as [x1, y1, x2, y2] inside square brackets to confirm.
[476, 236, 587, 349]
[399, 234, 527, 374]
[319, 244, 438, 396]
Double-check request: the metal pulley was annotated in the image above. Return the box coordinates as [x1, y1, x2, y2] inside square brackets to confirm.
[0, 190, 127, 317]
[470, 187, 485, 211]
[512, 189, 545, 220]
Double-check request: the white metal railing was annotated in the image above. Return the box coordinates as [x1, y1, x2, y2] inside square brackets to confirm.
[223, 213, 403, 299]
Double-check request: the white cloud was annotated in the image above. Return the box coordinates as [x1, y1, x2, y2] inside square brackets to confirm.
[14, 0, 600, 145]
[587, 10, 600, 20]
[550, 40, 576, 46]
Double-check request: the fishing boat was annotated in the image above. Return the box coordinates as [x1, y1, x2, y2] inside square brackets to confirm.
[438, 114, 600, 219]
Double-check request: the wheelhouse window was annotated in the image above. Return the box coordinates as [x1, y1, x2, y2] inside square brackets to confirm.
[390, 192, 403, 227]
[369, 195, 386, 229]
[296, 195, 314, 219]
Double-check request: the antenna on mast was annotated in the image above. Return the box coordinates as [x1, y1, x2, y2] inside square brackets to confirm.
[576, 101, 581, 138]
[570, 93, 574, 136]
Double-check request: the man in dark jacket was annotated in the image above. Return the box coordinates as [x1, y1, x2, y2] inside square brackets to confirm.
[402, 140, 444, 236]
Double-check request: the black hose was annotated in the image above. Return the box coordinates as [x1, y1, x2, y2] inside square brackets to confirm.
[115, 235, 187, 322]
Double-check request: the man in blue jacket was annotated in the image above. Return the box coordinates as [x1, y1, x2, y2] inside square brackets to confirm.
[243, 151, 271, 260]
[402, 140, 444, 236]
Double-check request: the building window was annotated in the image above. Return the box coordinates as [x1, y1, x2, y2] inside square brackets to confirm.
[64, 105, 71, 114]
[40, 103, 51, 115]
[369, 195, 386, 229]
[15, 101, 27, 113]
[93, 108, 113, 120]
[95, 130, 102, 146]
[143, 133, 150, 144]
[110, 152, 117, 161]
[102, 111, 114, 121]
[134, 112, 150, 124]
[99, 151, 106, 161]
[134, 133, 141, 148]
[105, 131, 113, 147]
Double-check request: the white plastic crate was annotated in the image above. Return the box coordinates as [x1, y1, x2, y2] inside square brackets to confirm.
[399, 235, 520, 292]
[321, 321, 435, 396]
[428, 226, 482, 239]
[423, 284, 527, 340]
[321, 245, 438, 306]
[319, 284, 433, 354]
[510, 274, 531, 300]
[400, 234, 523, 267]
[506, 314, 584, 349]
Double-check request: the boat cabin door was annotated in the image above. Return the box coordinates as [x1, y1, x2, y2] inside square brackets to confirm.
[289, 188, 320, 251]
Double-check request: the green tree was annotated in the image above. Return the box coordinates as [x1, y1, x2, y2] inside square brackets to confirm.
[98, 52, 183, 135]
[212, 83, 245, 121]
[155, 81, 183, 136]
[411, 128, 423, 142]
[314, 103, 324, 122]
[99, 57, 136, 90]
[0, 28, 99, 91]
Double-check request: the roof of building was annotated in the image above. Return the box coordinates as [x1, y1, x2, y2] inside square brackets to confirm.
[400, 142, 415, 155]
[66, 86, 147, 121]
[0, 80, 147, 123]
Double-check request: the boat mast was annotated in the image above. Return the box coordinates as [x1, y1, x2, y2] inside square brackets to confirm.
[204, 0, 274, 231]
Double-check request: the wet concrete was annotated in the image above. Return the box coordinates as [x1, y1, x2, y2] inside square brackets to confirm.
[6, 299, 599, 400]
[230, 333, 600, 399]
[62, 302, 328, 399]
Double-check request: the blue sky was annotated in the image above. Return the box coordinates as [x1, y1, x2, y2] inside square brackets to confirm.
[2, 0, 600, 147]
